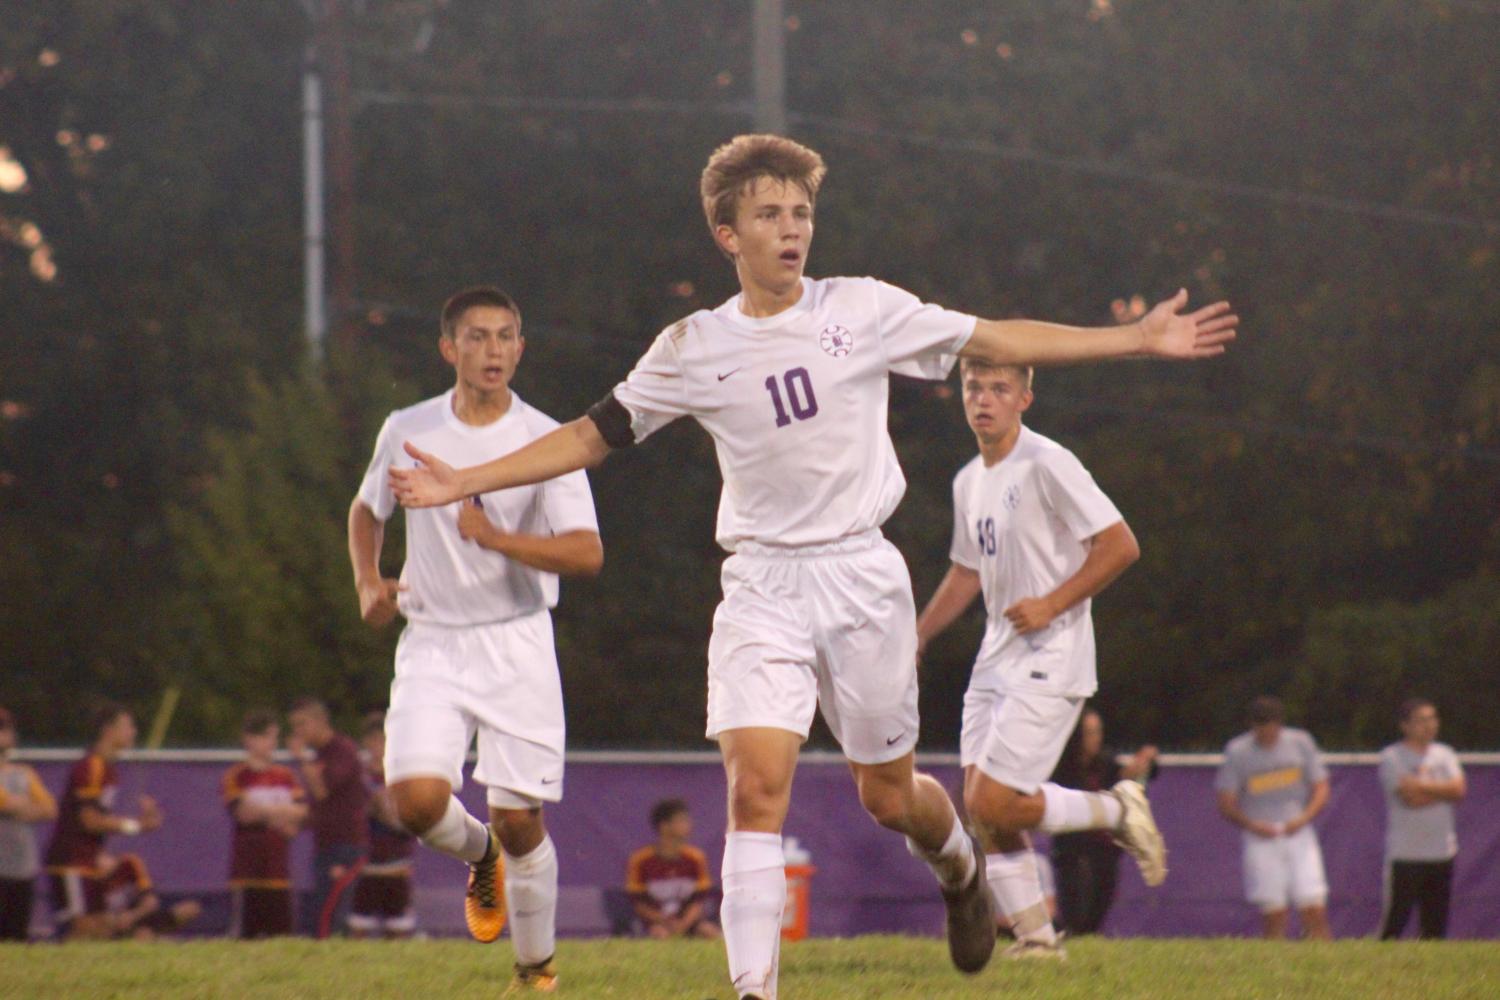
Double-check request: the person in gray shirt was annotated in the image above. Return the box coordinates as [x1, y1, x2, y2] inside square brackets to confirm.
[1377, 698, 1465, 940]
[1214, 696, 1331, 940]
[0, 706, 59, 941]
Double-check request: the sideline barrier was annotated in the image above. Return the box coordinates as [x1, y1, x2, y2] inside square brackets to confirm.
[15, 750, 1500, 939]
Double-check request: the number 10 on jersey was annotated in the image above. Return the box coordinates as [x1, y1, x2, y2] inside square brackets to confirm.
[765, 368, 819, 428]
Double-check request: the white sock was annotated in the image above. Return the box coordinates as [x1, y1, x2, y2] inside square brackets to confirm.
[721, 832, 786, 1000]
[986, 850, 1057, 944]
[504, 834, 558, 967]
[419, 796, 492, 864]
[1038, 782, 1123, 833]
[905, 812, 977, 890]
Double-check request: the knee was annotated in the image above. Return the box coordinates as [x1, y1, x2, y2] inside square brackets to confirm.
[728, 774, 788, 830]
[390, 785, 448, 836]
[857, 777, 912, 830]
[964, 783, 1028, 836]
[492, 808, 544, 856]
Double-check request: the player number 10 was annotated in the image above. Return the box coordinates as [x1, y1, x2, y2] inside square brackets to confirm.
[764, 367, 819, 428]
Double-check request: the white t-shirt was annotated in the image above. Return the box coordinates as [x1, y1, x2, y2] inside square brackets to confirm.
[611, 276, 976, 551]
[948, 426, 1123, 697]
[357, 390, 599, 626]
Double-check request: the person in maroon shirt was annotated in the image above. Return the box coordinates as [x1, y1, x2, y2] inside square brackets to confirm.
[286, 697, 369, 936]
[349, 712, 417, 939]
[82, 851, 202, 940]
[223, 709, 308, 938]
[625, 800, 720, 939]
[43, 704, 162, 938]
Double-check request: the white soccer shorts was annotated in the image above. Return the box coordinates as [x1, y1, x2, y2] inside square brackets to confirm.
[385, 610, 564, 807]
[1242, 826, 1328, 912]
[962, 687, 1083, 794]
[705, 531, 921, 765]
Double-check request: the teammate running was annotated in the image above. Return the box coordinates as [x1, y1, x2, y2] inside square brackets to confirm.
[915, 358, 1159, 961]
[350, 286, 601, 991]
[390, 135, 1235, 998]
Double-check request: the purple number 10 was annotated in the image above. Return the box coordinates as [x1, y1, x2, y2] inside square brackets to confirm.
[764, 367, 819, 428]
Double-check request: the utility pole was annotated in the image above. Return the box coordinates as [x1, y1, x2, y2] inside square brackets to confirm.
[752, 0, 786, 134]
[301, 43, 326, 359]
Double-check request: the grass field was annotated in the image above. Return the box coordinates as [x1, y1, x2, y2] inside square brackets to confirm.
[3, 936, 1498, 999]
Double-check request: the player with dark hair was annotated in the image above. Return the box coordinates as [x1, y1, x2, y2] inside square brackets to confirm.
[44, 703, 163, 939]
[626, 799, 720, 940]
[351, 285, 601, 990]
[223, 709, 306, 938]
[391, 134, 1235, 997]
[349, 712, 418, 939]
[82, 851, 202, 940]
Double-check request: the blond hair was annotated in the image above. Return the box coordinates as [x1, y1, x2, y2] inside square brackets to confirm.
[960, 356, 1034, 391]
[700, 134, 827, 235]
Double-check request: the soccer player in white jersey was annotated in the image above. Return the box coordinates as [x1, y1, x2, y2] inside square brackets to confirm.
[348, 286, 601, 992]
[390, 136, 1236, 998]
[915, 358, 1156, 960]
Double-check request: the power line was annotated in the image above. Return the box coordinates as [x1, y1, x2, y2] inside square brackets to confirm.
[355, 88, 1498, 236]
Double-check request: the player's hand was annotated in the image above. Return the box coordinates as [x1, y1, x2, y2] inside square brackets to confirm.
[357, 576, 405, 628]
[1246, 820, 1280, 838]
[138, 795, 163, 832]
[456, 497, 495, 544]
[1003, 596, 1057, 635]
[1137, 289, 1238, 359]
[390, 443, 464, 508]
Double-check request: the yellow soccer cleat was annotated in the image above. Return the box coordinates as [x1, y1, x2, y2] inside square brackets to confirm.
[504, 958, 559, 994]
[464, 828, 506, 943]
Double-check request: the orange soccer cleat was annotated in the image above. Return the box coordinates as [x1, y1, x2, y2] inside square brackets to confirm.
[504, 958, 559, 994]
[465, 828, 506, 943]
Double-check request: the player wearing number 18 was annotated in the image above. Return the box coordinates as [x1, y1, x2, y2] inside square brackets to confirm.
[390, 134, 1238, 999]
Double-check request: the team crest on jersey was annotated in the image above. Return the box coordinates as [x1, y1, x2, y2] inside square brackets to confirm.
[819, 325, 854, 357]
[1003, 484, 1022, 510]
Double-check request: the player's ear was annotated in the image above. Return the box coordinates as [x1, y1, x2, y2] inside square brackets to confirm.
[1018, 388, 1035, 413]
[714, 222, 740, 259]
[438, 334, 457, 366]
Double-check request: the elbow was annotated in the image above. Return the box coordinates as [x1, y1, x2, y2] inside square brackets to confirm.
[577, 540, 605, 578]
[1119, 523, 1141, 566]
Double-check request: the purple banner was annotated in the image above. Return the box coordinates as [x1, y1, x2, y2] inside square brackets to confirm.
[18, 755, 1500, 939]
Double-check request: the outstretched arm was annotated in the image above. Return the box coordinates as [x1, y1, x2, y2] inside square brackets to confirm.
[392, 416, 611, 509]
[963, 290, 1237, 366]
[915, 563, 983, 661]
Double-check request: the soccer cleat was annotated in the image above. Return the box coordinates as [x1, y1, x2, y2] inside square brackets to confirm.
[464, 827, 507, 943]
[1111, 779, 1168, 887]
[939, 833, 998, 974]
[504, 958, 559, 994]
[1001, 937, 1068, 961]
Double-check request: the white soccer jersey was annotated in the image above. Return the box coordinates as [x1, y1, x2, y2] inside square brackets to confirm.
[358, 390, 599, 626]
[948, 426, 1123, 697]
[611, 276, 976, 550]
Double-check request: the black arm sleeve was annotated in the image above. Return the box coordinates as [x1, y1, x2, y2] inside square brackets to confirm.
[586, 391, 637, 450]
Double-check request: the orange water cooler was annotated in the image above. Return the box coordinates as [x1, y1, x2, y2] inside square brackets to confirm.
[781, 836, 816, 940]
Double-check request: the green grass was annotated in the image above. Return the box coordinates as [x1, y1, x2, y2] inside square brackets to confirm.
[3, 936, 1498, 999]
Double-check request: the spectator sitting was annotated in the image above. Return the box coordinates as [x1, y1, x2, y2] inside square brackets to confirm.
[348, 712, 417, 940]
[43, 703, 163, 940]
[0, 705, 59, 942]
[625, 800, 720, 940]
[223, 709, 307, 938]
[74, 851, 202, 941]
[1048, 707, 1158, 935]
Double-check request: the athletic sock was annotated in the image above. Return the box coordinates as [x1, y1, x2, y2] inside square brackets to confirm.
[721, 832, 786, 1000]
[986, 850, 1058, 944]
[419, 795, 492, 864]
[906, 811, 977, 891]
[504, 834, 559, 968]
[1038, 782, 1123, 833]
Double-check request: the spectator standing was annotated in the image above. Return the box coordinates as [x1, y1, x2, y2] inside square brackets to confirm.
[1378, 698, 1466, 940]
[1047, 708, 1158, 935]
[222, 709, 307, 938]
[43, 704, 163, 939]
[626, 800, 720, 940]
[286, 698, 369, 936]
[0, 706, 58, 941]
[1214, 696, 1331, 940]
